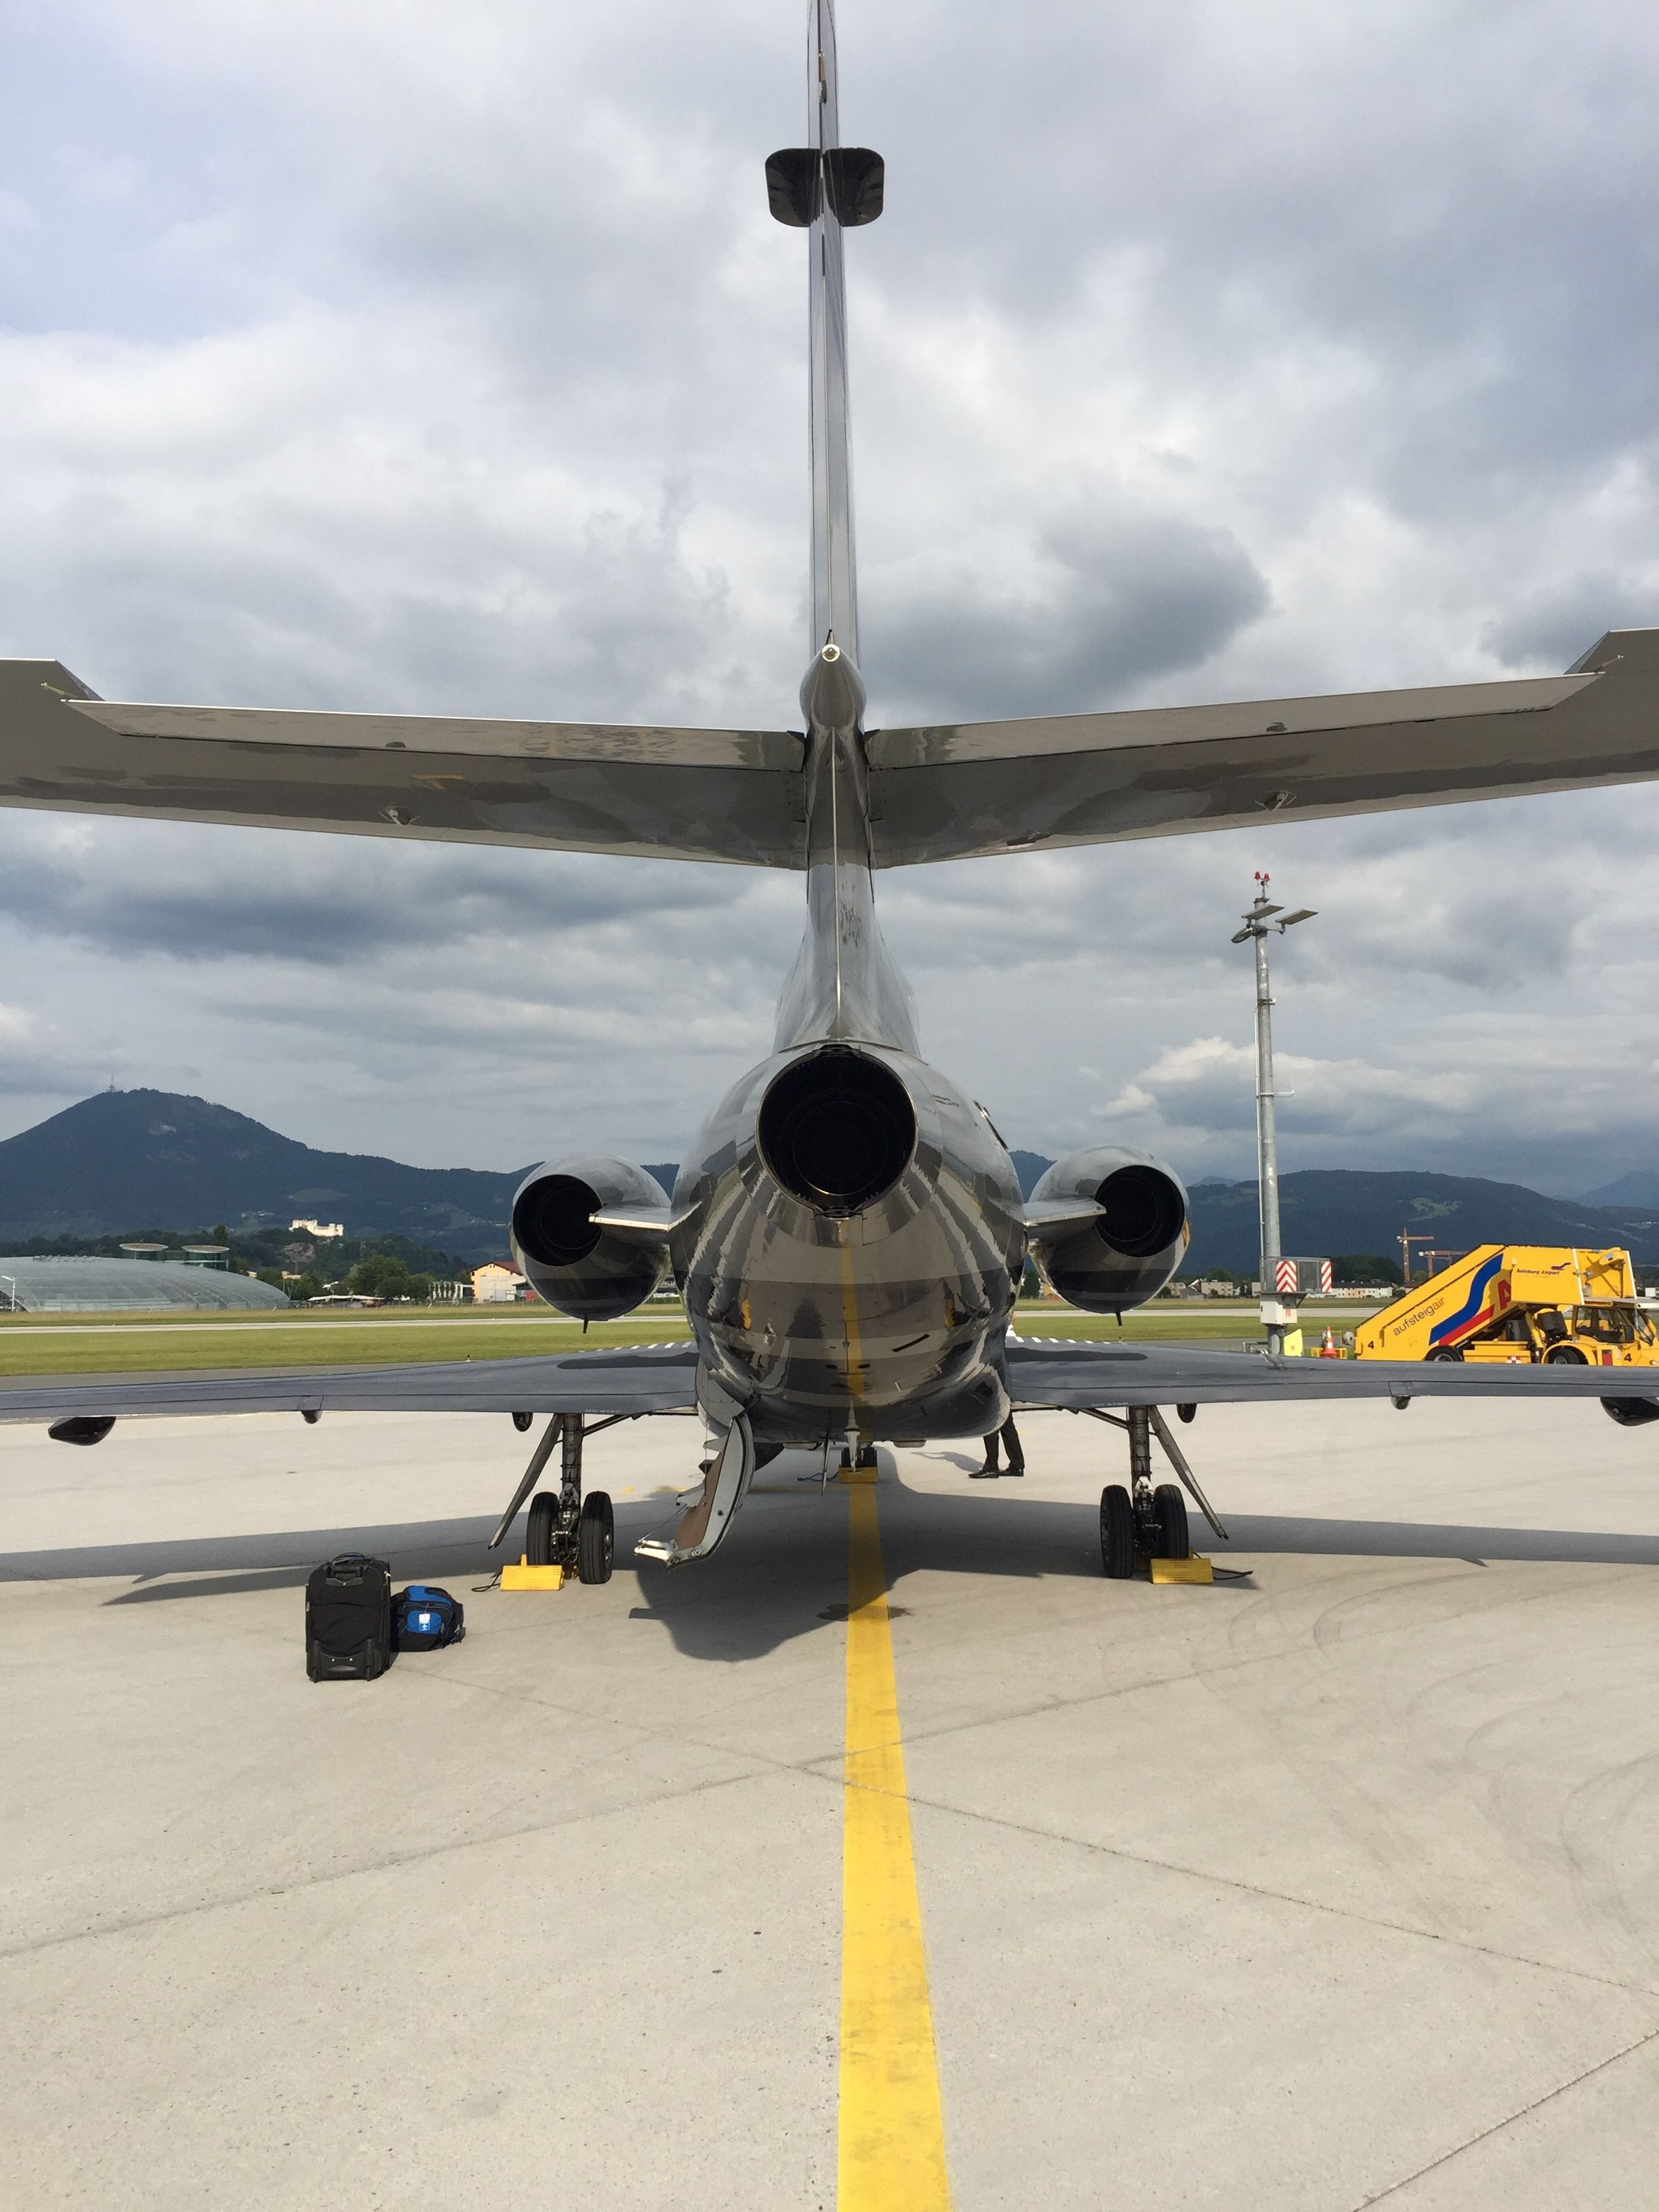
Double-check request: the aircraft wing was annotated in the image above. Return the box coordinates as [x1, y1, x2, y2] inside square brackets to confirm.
[0, 661, 804, 868]
[865, 628, 1659, 865]
[1006, 1338, 1659, 1409]
[0, 1345, 700, 1424]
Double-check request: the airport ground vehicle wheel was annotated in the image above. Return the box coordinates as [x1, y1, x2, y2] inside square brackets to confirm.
[577, 1492, 615, 1584]
[856, 1443, 878, 1470]
[527, 1490, 560, 1566]
[1425, 1346, 1463, 1363]
[1152, 1483, 1189, 1559]
[1545, 1345, 1588, 1364]
[1100, 1485, 1136, 1578]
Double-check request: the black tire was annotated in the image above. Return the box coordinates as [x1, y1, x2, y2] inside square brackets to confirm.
[1425, 1346, 1463, 1364]
[1176, 1403, 1197, 1425]
[526, 1490, 560, 1566]
[1100, 1484, 1136, 1578]
[856, 1443, 878, 1470]
[512, 1410, 534, 1433]
[577, 1492, 615, 1584]
[1152, 1483, 1189, 1559]
[1545, 1345, 1588, 1365]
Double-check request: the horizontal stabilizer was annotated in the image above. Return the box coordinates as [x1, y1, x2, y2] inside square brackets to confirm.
[0, 662, 804, 867]
[864, 629, 1659, 865]
[4, 629, 1657, 872]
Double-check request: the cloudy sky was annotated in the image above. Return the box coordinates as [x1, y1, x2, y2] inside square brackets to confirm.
[2, 0, 1657, 1195]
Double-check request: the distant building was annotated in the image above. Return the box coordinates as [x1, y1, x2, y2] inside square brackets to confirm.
[472, 1261, 525, 1305]
[0, 1257, 287, 1314]
[289, 1218, 344, 1240]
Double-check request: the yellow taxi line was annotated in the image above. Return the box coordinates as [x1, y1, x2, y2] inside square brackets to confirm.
[839, 1481, 952, 2209]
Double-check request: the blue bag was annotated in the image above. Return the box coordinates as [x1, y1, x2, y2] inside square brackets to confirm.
[393, 1584, 465, 1652]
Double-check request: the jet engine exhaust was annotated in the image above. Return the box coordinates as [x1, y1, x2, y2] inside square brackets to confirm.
[510, 1154, 670, 1321]
[757, 1046, 916, 1216]
[1028, 1145, 1191, 1312]
[1094, 1163, 1187, 1259]
[514, 1173, 605, 1267]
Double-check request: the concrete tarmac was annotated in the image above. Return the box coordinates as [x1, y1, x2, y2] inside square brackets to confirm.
[4, 1397, 1659, 2209]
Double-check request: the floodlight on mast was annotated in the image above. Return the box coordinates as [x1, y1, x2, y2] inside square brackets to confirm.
[1231, 872, 1317, 1356]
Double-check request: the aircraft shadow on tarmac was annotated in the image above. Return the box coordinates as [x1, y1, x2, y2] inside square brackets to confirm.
[6, 1453, 1659, 1662]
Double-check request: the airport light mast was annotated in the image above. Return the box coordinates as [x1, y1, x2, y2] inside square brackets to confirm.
[1231, 874, 1316, 1355]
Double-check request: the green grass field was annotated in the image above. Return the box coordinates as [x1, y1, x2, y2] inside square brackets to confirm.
[0, 1300, 1271, 1376]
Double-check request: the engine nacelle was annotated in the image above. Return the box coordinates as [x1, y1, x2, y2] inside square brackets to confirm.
[510, 1154, 669, 1322]
[1028, 1145, 1190, 1313]
[1603, 1397, 1659, 1427]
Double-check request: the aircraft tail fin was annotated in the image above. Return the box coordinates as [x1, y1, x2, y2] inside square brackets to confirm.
[766, 0, 876, 667]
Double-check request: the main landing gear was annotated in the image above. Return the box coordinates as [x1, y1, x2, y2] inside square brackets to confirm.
[1092, 1405, 1227, 1580]
[489, 1413, 615, 1584]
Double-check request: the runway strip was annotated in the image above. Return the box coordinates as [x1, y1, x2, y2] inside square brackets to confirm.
[839, 1482, 953, 2209]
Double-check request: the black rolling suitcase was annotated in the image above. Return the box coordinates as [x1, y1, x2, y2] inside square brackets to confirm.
[305, 1553, 394, 1681]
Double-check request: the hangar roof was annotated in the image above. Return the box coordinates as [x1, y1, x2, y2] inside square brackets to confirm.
[0, 1258, 289, 1313]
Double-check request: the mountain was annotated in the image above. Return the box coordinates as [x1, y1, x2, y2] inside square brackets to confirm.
[1187, 1169, 1659, 1275]
[1579, 1169, 1659, 1208]
[0, 1091, 533, 1265]
[1, 1092, 1652, 1279]
[1010, 1150, 1054, 1200]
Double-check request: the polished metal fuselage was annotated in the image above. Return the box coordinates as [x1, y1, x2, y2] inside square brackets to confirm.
[668, 645, 1025, 1446]
[670, 1038, 1024, 1446]
[661, 5, 1025, 1446]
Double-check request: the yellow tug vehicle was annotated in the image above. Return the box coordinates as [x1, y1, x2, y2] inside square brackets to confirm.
[1353, 1245, 1659, 1368]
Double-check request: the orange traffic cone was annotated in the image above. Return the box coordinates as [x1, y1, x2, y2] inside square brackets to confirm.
[1319, 1327, 1339, 1358]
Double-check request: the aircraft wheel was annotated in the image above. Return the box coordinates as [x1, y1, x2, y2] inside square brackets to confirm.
[1176, 1403, 1197, 1424]
[1545, 1346, 1588, 1365]
[1425, 1347, 1463, 1364]
[1152, 1482, 1189, 1559]
[577, 1492, 615, 1584]
[526, 1491, 561, 1566]
[1100, 1484, 1136, 1579]
[512, 1410, 535, 1433]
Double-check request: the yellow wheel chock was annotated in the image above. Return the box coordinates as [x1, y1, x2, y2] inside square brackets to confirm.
[499, 1557, 567, 1591]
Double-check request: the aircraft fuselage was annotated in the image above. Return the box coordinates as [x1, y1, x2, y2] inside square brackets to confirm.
[672, 1038, 1025, 1446]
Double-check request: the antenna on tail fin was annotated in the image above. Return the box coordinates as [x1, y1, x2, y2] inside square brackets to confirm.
[763, 0, 882, 663]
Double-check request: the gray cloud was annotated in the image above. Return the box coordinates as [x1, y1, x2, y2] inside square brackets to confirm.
[1, 0, 1658, 1195]
[865, 501, 1270, 722]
